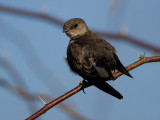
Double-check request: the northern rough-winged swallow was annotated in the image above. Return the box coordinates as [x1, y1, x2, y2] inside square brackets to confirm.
[63, 18, 133, 99]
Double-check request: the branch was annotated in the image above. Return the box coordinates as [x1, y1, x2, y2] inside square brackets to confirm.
[0, 7, 90, 120]
[26, 56, 160, 120]
[0, 5, 160, 52]
[0, 55, 90, 119]
[0, 78, 90, 120]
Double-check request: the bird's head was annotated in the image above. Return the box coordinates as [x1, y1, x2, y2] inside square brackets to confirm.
[63, 18, 88, 39]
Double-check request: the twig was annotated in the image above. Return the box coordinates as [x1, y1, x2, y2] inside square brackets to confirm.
[0, 78, 90, 120]
[39, 96, 46, 105]
[26, 85, 82, 120]
[0, 5, 160, 52]
[113, 56, 160, 79]
[26, 56, 160, 120]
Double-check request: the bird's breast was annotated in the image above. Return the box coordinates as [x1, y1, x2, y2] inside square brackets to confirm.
[67, 42, 84, 61]
[67, 43, 84, 72]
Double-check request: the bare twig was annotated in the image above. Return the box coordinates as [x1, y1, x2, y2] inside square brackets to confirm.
[39, 96, 46, 105]
[26, 56, 160, 120]
[26, 85, 82, 120]
[113, 56, 160, 79]
[0, 78, 90, 120]
[0, 5, 160, 52]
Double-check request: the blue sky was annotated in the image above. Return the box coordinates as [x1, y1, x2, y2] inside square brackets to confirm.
[0, 0, 160, 120]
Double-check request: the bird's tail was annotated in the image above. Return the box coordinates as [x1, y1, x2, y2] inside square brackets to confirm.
[93, 80, 123, 99]
[116, 65, 133, 78]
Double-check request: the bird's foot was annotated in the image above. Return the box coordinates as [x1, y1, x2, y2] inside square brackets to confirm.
[78, 79, 90, 94]
[76, 79, 86, 94]
[77, 79, 93, 94]
[81, 80, 89, 94]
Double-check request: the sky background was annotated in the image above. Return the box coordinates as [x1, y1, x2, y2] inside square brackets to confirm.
[0, 0, 160, 120]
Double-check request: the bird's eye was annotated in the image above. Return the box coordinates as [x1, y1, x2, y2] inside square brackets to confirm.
[74, 23, 78, 28]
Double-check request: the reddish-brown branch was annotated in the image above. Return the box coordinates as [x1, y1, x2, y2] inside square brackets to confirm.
[114, 56, 160, 79]
[26, 85, 82, 120]
[0, 5, 160, 52]
[26, 56, 160, 120]
[0, 55, 90, 120]
[0, 78, 90, 120]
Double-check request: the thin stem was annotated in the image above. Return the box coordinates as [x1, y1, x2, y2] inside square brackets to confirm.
[26, 85, 82, 120]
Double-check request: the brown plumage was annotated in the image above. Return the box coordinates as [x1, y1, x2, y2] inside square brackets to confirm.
[63, 18, 133, 99]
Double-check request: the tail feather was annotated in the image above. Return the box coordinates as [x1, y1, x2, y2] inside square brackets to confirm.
[116, 65, 133, 78]
[93, 80, 123, 99]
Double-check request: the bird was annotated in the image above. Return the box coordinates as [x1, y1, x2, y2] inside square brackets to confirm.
[63, 18, 133, 99]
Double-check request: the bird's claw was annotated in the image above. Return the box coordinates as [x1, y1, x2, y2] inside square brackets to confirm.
[82, 80, 89, 94]
[82, 89, 86, 94]
[76, 79, 88, 94]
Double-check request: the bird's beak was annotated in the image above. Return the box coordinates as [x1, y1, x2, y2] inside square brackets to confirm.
[63, 29, 69, 33]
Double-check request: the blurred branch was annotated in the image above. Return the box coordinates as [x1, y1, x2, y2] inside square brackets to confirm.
[26, 56, 160, 120]
[0, 18, 65, 95]
[0, 78, 90, 120]
[95, 31, 160, 53]
[108, 0, 119, 12]
[0, 56, 27, 89]
[0, 78, 35, 101]
[0, 5, 63, 26]
[0, 57, 89, 120]
[0, 5, 160, 53]
[0, 57, 40, 117]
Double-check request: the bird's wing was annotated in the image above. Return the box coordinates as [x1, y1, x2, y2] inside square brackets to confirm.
[80, 49, 123, 99]
[93, 56, 116, 79]
[113, 53, 133, 78]
[93, 80, 123, 99]
[80, 43, 116, 80]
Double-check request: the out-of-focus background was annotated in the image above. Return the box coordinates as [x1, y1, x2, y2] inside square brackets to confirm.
[0, 0, 160, 120]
